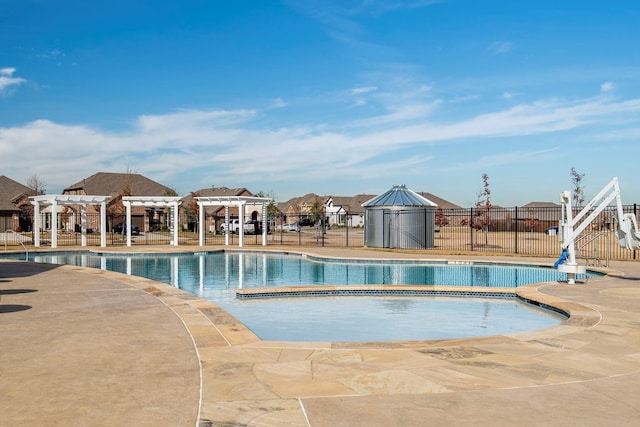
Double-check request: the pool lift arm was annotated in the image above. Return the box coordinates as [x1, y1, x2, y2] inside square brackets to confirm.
[556, 177, 640, 284]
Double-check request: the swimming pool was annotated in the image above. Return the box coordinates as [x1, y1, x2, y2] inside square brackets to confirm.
[2, 250, 597, 342]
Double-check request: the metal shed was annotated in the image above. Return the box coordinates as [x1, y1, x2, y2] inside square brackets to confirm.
[363, 184, 438, 249]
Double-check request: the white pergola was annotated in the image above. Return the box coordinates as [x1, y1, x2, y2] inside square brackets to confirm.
[122, 196, 182, 247]
[30, 195, 112, 248]
[196, 196, 272, 247]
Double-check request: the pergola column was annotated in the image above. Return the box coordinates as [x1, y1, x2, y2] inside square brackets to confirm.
[172, 201, 179, 245]
[225, 206, 230, 246]
[33, 201, 40, 247]
[81, 205, 87, 246]
[198, 201, 205, 246]
[262, 202, 268, 246]
[100, 201, 107, 247]
[51, 199, 58, 249]
[123, 200, 132, 247]
[238, 201, 246, 248]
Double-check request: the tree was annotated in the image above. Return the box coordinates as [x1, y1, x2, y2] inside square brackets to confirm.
[434, 208, 449, 228]
[473, 173, 493, 245]
[524, 218, 539, 233]
[310, 197, 324, 226]
[184, 191, 201, 232]
[255, 190, 279, 221]
[570, 167, 585, 208]
[164, 187, 178, 197]
[26, 174, 46, 195]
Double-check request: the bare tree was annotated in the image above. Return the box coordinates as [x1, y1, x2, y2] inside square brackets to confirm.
[26, 174, 47, 195]
[570, 167, 585, 208]
[473, 173, 493, 245]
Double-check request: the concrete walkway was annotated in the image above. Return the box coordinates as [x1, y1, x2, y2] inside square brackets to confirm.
[2, 247, 640, 426]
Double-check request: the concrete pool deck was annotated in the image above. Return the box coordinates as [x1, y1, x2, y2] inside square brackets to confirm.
[1, 246, 640, 426]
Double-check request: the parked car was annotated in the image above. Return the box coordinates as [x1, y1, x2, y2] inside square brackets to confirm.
[112, 222, 140, 235]
[281, 222, 300, 232]
[220, 219, 256, 234]
[298, 217, 314, 227]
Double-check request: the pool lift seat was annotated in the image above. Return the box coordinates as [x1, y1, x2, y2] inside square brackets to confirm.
[556, 177, 638, 284]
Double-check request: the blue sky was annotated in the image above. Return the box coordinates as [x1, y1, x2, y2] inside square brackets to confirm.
[2, 0, 640, 206]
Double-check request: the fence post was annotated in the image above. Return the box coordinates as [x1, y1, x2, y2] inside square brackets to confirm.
[346, 212, 349, 247]
[514, 206, 518, 254]
[322, 208, 326, 247]
[470, 207, 474, 251]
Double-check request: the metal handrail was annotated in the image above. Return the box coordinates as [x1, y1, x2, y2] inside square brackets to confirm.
[3, 230, 29, 261]
[575, 230, 609, 267]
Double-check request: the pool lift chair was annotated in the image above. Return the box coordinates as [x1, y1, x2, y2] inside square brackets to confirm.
[555, 177, 640, 284]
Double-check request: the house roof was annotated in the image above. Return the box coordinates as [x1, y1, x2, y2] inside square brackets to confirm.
[326, 194, 377, 214]
[277, 193, 322, 213]
[180, 187, 253, 215]
[0, 175, 36, 211]
[64, 172, 173, 197]
[521, 201, 561, 208]
[417, 192, 463, 210]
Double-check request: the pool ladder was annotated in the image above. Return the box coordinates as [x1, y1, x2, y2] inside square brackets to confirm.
[3, 230, 29, 261]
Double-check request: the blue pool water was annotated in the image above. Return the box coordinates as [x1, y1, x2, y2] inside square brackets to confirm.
[3, 251, 595, 342]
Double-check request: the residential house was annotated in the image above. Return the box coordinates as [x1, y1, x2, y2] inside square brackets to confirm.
[324, 194, 376, 227]
[62, 172, 175, 232]
[0, 175, 38, 232]
[277, 193, 323, 225]
[417, 192, 462, 210]
[519, 201, 562, 232]
[180, 187, 254, 233]
[415, 191, 463, 227]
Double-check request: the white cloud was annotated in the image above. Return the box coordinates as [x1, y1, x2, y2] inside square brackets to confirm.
[501, 92, 516, 99]
[350, 101, 442, 127]
[351, 86, 378, 95]
[2, 91, 640, 195]
[601, 81, 615, 92]
[0, 67, 26, 93]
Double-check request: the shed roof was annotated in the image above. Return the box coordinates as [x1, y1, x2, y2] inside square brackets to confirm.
[362, 184, 437, 207]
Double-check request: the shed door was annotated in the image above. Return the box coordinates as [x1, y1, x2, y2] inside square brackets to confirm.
[382, 209, 400, 248]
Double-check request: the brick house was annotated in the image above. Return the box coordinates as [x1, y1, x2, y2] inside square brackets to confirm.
[0, 175, 38, 232]
[62, 172, 175, 232]
[180, 187, 254, 233]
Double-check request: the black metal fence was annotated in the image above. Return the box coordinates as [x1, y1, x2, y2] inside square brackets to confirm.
[2, 206, 638, 262]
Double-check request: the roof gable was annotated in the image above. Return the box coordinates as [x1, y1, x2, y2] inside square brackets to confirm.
[0, 175, 36, 211]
